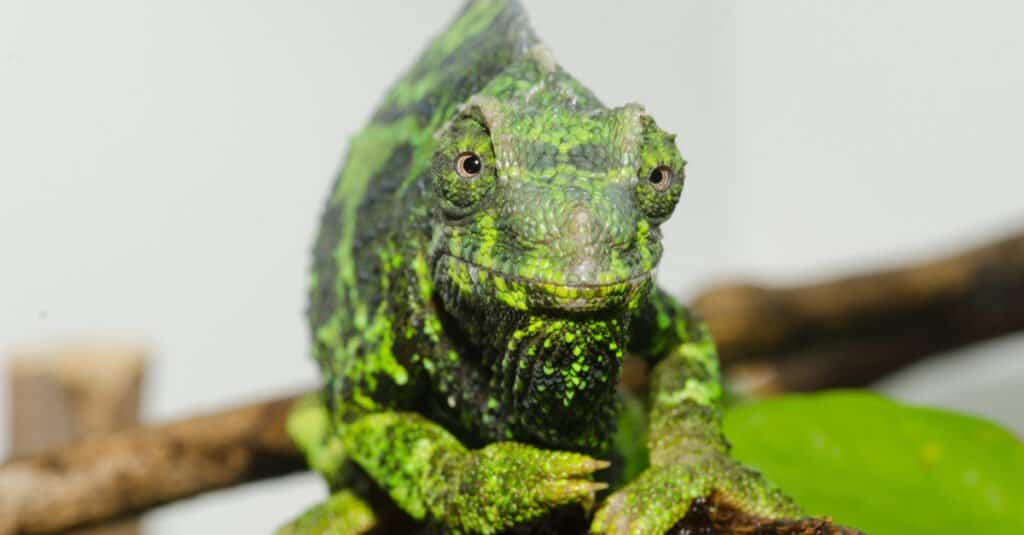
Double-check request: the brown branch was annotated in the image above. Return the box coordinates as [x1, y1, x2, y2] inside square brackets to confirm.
[669, 493, 863, 535]
[0, 395, 304, 534]
[696, 230, 1024, 393]
[7, 342, 147, 535]
[5, 229, 1023, 533]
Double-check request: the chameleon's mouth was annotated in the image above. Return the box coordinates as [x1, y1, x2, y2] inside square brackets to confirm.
[437, 254, 653, 313]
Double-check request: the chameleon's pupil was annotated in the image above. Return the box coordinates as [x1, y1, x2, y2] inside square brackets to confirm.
[456, 152, 483, 177]
[649, 166, 671, 191]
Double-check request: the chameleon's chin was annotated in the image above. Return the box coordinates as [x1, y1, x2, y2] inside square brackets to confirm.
[435, 254, 653, 315]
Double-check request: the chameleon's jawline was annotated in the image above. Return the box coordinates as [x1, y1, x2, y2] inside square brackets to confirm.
[438, 253, 652, 313]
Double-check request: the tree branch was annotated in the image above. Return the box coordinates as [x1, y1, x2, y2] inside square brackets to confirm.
[0, 395, 302, 534]
[696, 230, 1024, 394]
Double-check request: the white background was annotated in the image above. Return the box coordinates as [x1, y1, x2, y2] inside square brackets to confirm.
[2, 1, 1022, 532]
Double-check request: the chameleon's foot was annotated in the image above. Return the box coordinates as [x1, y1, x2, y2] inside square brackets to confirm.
[276, 489, 377, 535]
[590, 457, 798, 535]
[287, 393, 348, 481]
[442, 441, 610, 534]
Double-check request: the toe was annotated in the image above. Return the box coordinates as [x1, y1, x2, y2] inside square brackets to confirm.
[716, 464, 801, 518]
[591, 465, 702, 535]
[539, 479, 608, 506]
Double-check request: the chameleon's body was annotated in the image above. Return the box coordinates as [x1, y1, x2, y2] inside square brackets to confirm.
[283, 1, 798, 534]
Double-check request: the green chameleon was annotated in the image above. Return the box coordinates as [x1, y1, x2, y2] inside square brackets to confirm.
[281, 1, 799, 533]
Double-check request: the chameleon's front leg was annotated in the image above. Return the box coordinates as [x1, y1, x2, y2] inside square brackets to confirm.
[592, 289, 798, 535]
[341, 410, 608, 534]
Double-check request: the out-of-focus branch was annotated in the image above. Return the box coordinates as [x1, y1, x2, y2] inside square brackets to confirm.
[7, 342, 147, 535]
[0, 395, 303, 535]
[696, 231, 1024, 394]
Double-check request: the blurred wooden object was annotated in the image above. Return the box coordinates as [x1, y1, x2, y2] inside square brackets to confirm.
[2, 229, 1023, 533]
[697, 231, 1024, 395]
[4, 342, 146, 535]
[0, 393, 301, 535]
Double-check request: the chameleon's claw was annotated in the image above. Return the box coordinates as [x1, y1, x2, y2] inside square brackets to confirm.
[544, 453, 611, 478]
[444, 442, 611, 533]
[538, 479, 608, 505]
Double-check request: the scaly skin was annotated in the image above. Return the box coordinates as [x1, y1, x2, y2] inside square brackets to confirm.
[282, 1, 800, 534]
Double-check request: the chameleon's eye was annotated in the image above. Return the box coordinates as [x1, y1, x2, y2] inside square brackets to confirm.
[648, 165, 672, 192]
[635, 163, 684, 223]
[454, 152, 483, 178]
[433, 119, 495, 216]
[634, 116, 685, 223]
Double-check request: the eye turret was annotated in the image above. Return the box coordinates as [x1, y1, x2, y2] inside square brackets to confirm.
[433, 120, 496, 218]
[634, 117, 685, 223]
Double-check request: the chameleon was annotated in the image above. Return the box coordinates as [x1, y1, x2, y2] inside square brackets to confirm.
[280, 1, 800, 534]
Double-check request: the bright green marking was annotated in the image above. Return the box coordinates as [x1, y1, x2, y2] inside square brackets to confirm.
[657, 377, 721, 407]
[637, 218, 653, 271]
[338, 253, 411, 391]
[411, 255, 432, 301]
[448, 234, 463, 257]
[380, 0, 504, 110]
[473, 214, 499, 266]
[331, 116, 419, 289]
[286, 394, 346, 480]
[495, 280, 528, 311]
[315, 315, 342, 348]
[423, 316, 443, 343]
[351, 303, 369, 331]
[657, 310, 672, 330]
[279, 489, 377, 534]
[352, 390, 376, 411]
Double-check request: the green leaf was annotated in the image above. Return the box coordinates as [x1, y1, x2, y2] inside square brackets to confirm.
[724, 390, 1024, 535]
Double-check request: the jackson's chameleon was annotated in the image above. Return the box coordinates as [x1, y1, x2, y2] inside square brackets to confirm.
[281, 1, 799, 533]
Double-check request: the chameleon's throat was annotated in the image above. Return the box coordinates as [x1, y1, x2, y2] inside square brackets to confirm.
[494, 311, 629, 452]
[434, 285, 632, 452]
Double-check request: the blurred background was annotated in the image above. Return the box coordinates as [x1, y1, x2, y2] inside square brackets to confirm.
[1, 0, 1022, 532]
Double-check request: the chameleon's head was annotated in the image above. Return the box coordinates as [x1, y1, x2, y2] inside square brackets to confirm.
[429, 58, 685, 320]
